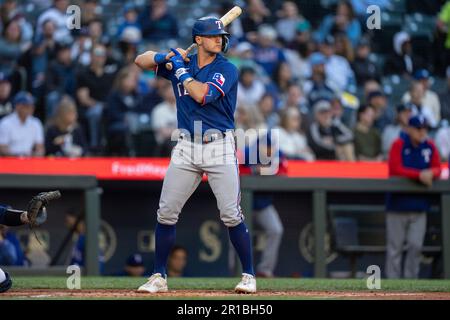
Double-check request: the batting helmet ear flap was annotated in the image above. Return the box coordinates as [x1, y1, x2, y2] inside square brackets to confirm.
[222, 35, 229, 53]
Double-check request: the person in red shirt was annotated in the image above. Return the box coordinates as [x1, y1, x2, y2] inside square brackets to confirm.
[385, 115, 441, 278]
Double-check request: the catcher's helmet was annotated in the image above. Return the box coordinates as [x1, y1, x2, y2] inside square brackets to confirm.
[192, 17, 230, 52]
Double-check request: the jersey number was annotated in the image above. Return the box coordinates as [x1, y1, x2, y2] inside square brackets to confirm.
[177, 83, 189, 97]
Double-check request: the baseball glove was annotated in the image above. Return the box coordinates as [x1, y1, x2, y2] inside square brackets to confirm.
[27, 190, 61, 227]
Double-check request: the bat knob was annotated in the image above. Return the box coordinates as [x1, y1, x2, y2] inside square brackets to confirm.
[165, 62, 173, 70]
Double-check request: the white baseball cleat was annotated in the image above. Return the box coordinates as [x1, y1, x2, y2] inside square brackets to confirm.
[234, 273, 257, 294]
[137, 273, 168, 293]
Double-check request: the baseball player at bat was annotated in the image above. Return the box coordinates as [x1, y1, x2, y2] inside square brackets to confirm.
[0, 191, 60, 293]
[134, 16, 256, 293]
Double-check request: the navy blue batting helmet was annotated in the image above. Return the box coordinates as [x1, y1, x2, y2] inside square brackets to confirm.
[192, 17, 230, 52]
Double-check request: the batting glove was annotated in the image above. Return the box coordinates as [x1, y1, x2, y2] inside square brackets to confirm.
[169, 48, 192, 83]
[154, 52, 168, 64]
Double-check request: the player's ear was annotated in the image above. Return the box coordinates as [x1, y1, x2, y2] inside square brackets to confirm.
[195, 35, 202, 46]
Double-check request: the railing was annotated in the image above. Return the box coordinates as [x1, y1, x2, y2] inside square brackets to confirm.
[240, 177, 450, 278]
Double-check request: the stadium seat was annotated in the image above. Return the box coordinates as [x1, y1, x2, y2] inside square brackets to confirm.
[382, 75, 412, 106]
[389, 0, 407, 14]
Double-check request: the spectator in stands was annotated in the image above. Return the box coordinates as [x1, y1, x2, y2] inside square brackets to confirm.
[116, 3, 140, 39]
[80, 0, 101, 28]
[167, 245, 188, 277]
[405, 81, 438, 129]
[440, 66, 450, 122]
[366, 90, 394, 131]
[330, 97, 355, 161]
[316, 0, 361, 47]
[253, 24, 286, 78]
[382, 104, 413, 158]
[334, 32, 354, 63]
[70, 27, 92, 67]
[76, 43, 115, 151]
[384, 31, 424, 77]
[275, 1, 304, 45]
[386, 115, 441, 279]
[0, 18, 31, 75]
[271, 61, 295, 108]
[283, 20, 312, 81]
[45, 95, 87, 158]
[257, 93, 279, 129]
[435, 120, 450, 162]
[119, 253, 147, 277]
[237, 66, 265, 107]
[241, 0, 270, 43]
[352, 37, 380, 86]
[402, 69, 441, 123]
[45, 41, 76, 118]
[275, 107, 314, 161]
[118, 26, 142, 66]
[37, 0, 71, 42]
[285, 83, 309, 117]
[0, 91, 44, 157]
[303, 52, 335, 106]
[0, 72, 12, 119]
[138, 0, 178, 43]
[319, 35, 356, 93]
[353, 105, 382, 161]
[308, 100, 354, 160]
[104, 66, 142, 156]
[151, 80, 177, 157]
[31, 18, 57, 102]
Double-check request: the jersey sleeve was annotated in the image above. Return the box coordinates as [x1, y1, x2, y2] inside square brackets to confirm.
[388, 138, 421, 179]
[429, 140, 442, 178]
[202, 62, 238, 105]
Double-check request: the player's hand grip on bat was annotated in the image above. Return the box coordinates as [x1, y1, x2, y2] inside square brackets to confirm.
[169, 48, 192, 83]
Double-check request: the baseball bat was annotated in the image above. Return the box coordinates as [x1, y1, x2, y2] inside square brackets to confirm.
[165, 5, 243, 70]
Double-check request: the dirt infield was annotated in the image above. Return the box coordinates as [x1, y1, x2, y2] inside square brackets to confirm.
[2, 289, 450, 299]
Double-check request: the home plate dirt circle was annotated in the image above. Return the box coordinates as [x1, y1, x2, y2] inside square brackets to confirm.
[2, 290, 450, 299]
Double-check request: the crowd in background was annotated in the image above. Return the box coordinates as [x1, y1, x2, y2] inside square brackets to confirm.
[0, 0, 448, 162]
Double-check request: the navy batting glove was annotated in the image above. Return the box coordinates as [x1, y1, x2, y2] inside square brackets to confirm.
[169, 48, 191, 83]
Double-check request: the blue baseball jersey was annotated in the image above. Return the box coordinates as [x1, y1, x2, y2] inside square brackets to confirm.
[156, 53, 238, 135]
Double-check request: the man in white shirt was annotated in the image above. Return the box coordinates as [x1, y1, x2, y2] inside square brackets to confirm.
[0, 92, 45, 157]
[319, 35, 356, 93]
[151, 82, 177, 154]
[37, 0, 71, 42]
[405, 81, 438, 129]
[402, 69, 441, 123]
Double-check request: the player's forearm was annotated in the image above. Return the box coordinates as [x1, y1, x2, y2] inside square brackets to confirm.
[183, 79, 209, 104]
[135, 51, 168, 70]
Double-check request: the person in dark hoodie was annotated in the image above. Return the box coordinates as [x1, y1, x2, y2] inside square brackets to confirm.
[385, 115, 441, 279]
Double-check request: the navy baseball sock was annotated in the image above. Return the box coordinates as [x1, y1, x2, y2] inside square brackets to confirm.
[228, 222, 255, 276]
[153, 222, 176, 277]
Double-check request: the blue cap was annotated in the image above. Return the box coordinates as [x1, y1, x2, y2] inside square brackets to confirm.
[408, 115, 428, 129]
[126, 253, 144, 267]
[13, 91, 35, 106]
[309, 52, 326, 66]
[192, 17, 230, 39]
[413, 69, 430, 80]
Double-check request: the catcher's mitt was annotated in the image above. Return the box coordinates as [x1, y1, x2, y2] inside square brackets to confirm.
[27, 190, 61, 227]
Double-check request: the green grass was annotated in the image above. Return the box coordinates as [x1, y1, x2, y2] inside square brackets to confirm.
[9, 277, 450, 293]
